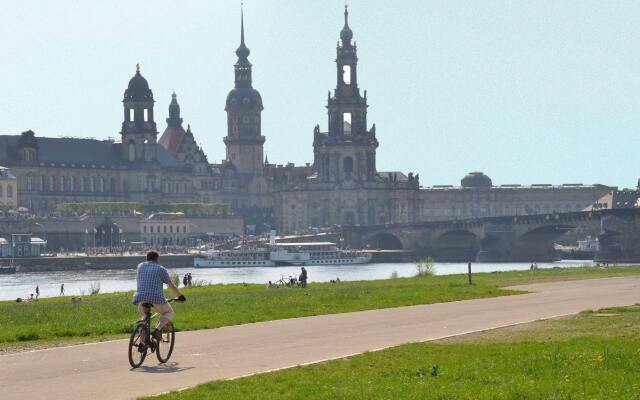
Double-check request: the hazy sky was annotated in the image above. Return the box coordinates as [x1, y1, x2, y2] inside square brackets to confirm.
[2, 1, 639, 188]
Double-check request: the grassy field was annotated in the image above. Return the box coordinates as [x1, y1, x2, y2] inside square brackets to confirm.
[1, 265, 640, 349]
[144, 305, 640, 400]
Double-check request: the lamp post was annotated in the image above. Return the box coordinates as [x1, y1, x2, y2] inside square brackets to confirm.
[112, 222, 122, 254]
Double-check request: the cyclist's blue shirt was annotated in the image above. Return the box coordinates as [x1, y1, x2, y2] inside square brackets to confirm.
[132, 261, 171, 305]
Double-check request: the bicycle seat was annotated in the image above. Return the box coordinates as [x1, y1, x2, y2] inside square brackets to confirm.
[141, 302, 153, 308]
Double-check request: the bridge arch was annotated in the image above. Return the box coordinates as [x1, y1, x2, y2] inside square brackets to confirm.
[517, 224, 575, 242]
[432, 229, 479, 261]
[513, 224, 576, 262]
[365, 232, 404, 250]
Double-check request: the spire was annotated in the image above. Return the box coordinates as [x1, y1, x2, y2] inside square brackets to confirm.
[235, 2, 251, 63]
[241, 2, 245, 46]
[233, 1, 253, 88]
[264, 153, 269, 164]
[166, 92, 183, 128]
[340, 4, 353, 46]
[136, 63, 140, 73]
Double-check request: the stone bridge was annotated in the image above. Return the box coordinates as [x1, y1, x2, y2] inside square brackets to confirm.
[342, 209, 640, 262]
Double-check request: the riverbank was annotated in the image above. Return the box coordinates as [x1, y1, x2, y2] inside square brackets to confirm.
[4, 254, 193, 272]
[2, 265, 640, 350]
[146, 305, 640, 399]
[2, 251, 408, 274]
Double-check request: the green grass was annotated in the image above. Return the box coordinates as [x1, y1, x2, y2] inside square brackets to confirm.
[2, 265, 640, 348]
[144, 305, 640, 400]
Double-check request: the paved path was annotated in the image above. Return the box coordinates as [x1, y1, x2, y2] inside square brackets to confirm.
[2, 277, 639, 400]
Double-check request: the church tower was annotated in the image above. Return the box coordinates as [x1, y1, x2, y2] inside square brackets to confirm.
[159, 92, 187, 157]
[223, 6, 265, 177]
[121, 65, 158, 162]
[314, 6, 378, 182]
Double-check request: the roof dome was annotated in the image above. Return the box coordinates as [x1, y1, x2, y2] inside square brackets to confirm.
[225, 87, 263, 110]
[124, 65, 153, 101]
[461, 171, 492, 188]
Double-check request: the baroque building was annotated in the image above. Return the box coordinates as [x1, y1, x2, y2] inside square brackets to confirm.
[0, 6, 614, 234]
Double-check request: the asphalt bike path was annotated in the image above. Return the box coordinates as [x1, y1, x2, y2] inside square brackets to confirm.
[1, 277, 639, 400]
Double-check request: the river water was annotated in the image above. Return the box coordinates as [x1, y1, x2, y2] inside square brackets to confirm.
[0, 260, 599, 301]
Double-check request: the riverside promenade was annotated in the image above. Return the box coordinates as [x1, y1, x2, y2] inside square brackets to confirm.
[1, 277, 639, 400]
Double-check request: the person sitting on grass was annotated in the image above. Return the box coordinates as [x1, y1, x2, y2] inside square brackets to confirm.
[132, 251, 186, 341]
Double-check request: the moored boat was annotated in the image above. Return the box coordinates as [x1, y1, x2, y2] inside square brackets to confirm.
[193, 241, 371, 268]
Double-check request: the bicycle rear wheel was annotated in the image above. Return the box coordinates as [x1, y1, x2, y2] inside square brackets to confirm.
[128, 323, 148, 368]
[155, 322, 175, 363]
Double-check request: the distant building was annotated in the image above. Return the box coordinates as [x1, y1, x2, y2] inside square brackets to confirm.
[419, 172, 613, 221]
[140, 212, 243, 246]
[0, 167, 17, 208]
[0, 234, 46, 257]
[587, 186, 640, 211]
[0, 5, 618, 234]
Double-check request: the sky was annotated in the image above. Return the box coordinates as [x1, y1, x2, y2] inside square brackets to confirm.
[1, 0, 639, 188]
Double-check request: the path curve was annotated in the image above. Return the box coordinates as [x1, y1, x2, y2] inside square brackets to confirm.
[1, 277, 639, 400]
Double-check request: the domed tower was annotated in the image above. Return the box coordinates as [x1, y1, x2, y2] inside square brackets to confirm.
[159, 92, 186, 157]
[223, 6, 265, 177]
[461, 172, 493, 188]
[313, 5, 379, 183]
[121, 64, 158, 162]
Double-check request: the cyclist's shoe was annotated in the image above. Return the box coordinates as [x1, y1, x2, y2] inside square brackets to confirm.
[178, 295, 186, 302]
[151, 328, 163, 342]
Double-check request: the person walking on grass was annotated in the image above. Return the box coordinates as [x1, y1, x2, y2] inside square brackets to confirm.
[35, 285, 39, 300]
[132, 251, 186, 341]
[59, 283, 65, 296]
[187, 273, 193, 288]
[182, 274, 188, 288]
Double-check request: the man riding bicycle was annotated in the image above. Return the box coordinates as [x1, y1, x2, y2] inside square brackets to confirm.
[132, 251, 185, 341]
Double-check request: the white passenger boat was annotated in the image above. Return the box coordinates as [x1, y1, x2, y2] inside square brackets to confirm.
[193, 241, 371, 268]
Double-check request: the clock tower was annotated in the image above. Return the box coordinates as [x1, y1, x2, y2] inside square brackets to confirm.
[223, 6, 265, 177]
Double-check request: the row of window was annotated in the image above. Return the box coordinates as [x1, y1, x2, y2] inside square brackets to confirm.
[422, 203, 593, 217]
[26, 176, 117, 193]
[129, 108, 150, 122]
[142, 225, 187, 234]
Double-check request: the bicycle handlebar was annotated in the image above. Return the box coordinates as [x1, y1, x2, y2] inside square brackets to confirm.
[167, 297, 185, 303]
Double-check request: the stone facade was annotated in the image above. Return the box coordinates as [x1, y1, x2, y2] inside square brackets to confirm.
[419, 172, 612, 221]
[0, 167, 17, 208]
[140, 213, 243, 246]
[0, 6, 617, 235]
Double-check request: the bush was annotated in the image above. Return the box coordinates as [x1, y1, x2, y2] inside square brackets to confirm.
[190, 279, 209, 287]
[415, 257, 436, 277]
[170, 273, 181, 287]
[89, 282, 101, 295]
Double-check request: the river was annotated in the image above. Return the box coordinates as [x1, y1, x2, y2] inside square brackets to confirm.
[0, 260, 601, 301]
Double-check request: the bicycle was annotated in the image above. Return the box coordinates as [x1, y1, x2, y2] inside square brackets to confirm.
[128, 298, 181, 368]
[275, 274, 300, 288]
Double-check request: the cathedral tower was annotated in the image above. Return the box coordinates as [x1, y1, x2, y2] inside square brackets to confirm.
[223, 6, 265, 177]
[121, 65, 158, 162]
[314, 6, 378, 182]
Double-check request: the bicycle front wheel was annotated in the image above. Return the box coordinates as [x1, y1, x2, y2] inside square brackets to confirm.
[128, 323, 148, 368]
[156, 322, 175, 363]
